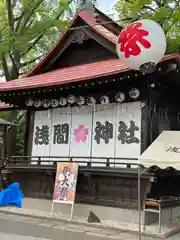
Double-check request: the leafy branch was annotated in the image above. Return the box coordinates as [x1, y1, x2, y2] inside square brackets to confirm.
[21, 0, 74, 58]
[114, 0, 180, 53]
[17, 0, 44, 34]
[6, 0, 14, 34]
[0, 0, 79, 81]
[20, 54, 44, 67]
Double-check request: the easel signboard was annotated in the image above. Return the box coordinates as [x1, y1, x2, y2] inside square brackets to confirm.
[51, 163, 79, 220]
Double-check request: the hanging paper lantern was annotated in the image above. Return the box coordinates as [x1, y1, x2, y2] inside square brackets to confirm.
[51, 99, 59, 107]
[115, 92, 125, 103]
[87, 96, 96, 105]
[67, 95, 76, 104]
[100, 96, 110, 105]
[25, 99, 34, 107]
[59, 97, 67, 106]
[116, 19, 166, 73]
[34, 100, 41, 108]
[42, 99, 51, 108]
[129, 88, 140, 99]
[76, 96, 85, 106]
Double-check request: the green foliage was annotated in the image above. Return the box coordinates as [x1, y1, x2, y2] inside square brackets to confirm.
[14, 112, 25, 155]
[0, 111, 10, 119]
[0, 0, 81, 155]
[0, 0, 79, 80]
[0, 111, 25, 156]
[115, 0, 180, 53]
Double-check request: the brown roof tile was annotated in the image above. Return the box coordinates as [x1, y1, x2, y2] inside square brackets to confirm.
[0, 53, 178, 92]
[0, 59, 127, 91]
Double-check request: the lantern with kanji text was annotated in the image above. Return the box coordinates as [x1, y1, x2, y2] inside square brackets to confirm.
[116, 19, 166, 73]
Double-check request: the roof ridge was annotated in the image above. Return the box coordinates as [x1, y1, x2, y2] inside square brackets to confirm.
[26, 9, 118, 77]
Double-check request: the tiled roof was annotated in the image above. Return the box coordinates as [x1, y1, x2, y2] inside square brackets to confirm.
[0, 59, 127, 91]
[27, 9, 118, 76]
[0, 103, 11, 110]
[78, 10, 117, 44]
[0, 53, 178, 92]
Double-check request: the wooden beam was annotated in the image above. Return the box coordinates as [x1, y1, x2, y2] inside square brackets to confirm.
[42, 32, 78, 73]
[83, 27, 116, 54]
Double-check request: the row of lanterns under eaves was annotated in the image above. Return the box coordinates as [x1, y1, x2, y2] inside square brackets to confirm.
[26, 19, 166, 108]
[25, 88, 140, 108]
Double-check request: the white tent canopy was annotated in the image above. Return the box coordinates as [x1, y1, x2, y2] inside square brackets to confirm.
[139, 131, 180, 170]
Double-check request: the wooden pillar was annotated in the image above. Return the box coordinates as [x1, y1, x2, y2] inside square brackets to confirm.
[141, 103, 149, 154]
[147, 75, 160, 146]
[0, 126, 7, 190]
[24, 110, 35, 158]
[2, 126, 7, 158]
[24, 110, 30, 156]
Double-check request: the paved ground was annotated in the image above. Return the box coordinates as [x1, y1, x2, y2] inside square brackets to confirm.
[0, 212, 179, 240]
[0, 233, 48, 240]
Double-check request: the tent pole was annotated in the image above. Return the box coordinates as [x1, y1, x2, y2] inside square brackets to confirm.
[138, 164, 141, 240]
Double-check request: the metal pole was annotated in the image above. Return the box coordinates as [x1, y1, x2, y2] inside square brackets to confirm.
[138, 164, 141, 240]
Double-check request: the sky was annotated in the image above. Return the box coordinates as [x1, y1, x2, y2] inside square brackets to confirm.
[97, 0, 117, 15]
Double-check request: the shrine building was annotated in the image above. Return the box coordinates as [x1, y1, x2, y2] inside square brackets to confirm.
[0, 6, 180, 228]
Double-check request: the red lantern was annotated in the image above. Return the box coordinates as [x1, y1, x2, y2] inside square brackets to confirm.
[116, 20, 166, 73]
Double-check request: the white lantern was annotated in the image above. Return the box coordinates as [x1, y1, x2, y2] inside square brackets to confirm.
[115, 92, 125, 103]
[42, 99, 51, 108]
[51, 99, 59, 107]
[59, 97, 67, 106]
[116, 19, 166, 73]
[67, 95, 76, 104]
[34, 100, 41, 108]
[76, 96, 85, 106]
[100, 96, 110, 105]
[129, 88, 140, 99]
[25, 99, 34, 107]
[87, 96, 96, 105]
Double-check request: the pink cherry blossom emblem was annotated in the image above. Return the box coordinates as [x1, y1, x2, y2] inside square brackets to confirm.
[74, 124, 88, 143]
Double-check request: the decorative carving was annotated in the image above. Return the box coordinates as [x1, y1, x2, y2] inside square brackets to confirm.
[72, 31, 89, 44]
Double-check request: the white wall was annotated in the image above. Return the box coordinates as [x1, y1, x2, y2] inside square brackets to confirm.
[31, 102, 142, 165]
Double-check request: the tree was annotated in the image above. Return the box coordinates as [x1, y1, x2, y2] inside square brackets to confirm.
[13, 111, 25, 155]
[114, 0, 180, 53]
[0, 0, 80, 156]
[0, 111, 24, 156]
[0, 0, 79, 81]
